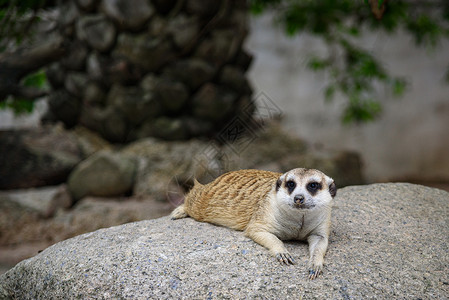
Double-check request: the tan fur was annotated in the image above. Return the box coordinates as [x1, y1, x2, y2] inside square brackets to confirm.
[170, 168, 336, 279]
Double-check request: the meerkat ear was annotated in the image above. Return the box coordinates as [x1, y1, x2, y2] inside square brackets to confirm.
[328, 181, 337, 198]
[276, 178, 282, 192]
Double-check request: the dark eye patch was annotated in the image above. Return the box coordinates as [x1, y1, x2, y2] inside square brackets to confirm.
[306, 182, 322, 195]
[286, 180, 296, 194]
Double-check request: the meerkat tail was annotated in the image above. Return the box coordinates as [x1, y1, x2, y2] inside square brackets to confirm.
[170, 204, 188, 220]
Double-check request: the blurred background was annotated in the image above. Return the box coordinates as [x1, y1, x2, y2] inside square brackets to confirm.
[1, 0, 448, 274]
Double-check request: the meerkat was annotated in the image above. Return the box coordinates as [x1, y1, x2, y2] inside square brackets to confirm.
[170, 168, 337, 279]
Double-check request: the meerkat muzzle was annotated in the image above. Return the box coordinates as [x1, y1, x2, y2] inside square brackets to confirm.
[294, 194, 305, 205]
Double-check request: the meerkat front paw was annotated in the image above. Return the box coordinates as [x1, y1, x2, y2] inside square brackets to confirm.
[308, 263, 323, 280]
[275, 252, 296, 265]
[170, 205, 187, 220]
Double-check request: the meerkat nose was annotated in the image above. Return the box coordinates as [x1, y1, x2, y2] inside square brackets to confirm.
[294, 194, 305, 204]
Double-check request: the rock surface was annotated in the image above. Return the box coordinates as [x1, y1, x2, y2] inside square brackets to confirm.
[45, 0, 253, 142]
[0, 126, 83, 189]
[67, 151, 137, 200]
[1, 183, 448, 299]
[0, 195, 173, 274]
[0, 185, 71, 219]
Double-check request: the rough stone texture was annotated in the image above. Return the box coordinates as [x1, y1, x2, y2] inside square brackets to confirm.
[101, 0, 155, 31]
[46, 89, 82, 128]
[44, 0, 253, 142]
[163, 59, 216, 91]
[0, 126, 83, 189]
[67, 151, 137, 200]
[121, 138, 223, 202]
[192, 83, 237, 121]
[0, 185, 72, 246]
[76, 15, 116, 52]
[107, 84, 161, 126]
[113, 32, 174, 72]
[71, 126, 112, 157]
[0, 185, 72, 219]
[1, 184, 447, 298]
[0, 195, 172, 274]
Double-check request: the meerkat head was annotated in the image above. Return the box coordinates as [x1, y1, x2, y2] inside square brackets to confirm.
[275, 168, 336, 209]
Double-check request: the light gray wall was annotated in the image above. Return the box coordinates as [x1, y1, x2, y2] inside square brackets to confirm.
[246, 13, 449, 182]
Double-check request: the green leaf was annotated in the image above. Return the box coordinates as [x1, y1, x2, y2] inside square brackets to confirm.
[378, 0, 385, 9]
[307, 57, 329, 71]
[22, 69, 48, 89]
[392, 78, 407, 96]
[343, 98, 382, 124]
[324, 85, 336, 102]
[407, 14, 442, 46]
[0, 98, 34, 115]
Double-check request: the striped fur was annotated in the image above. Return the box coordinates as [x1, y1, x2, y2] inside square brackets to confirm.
[183, 169, 280, 230]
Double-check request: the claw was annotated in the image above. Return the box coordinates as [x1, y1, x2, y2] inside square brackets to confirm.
[308, 266, 322, 280]
[275, 252, 295, 265]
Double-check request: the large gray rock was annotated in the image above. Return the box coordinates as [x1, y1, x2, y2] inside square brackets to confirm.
[1, 184, 448, 298]
[0, 195, 172, 273]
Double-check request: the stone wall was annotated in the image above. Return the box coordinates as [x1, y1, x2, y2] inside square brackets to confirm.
[44, 0, 254, 143]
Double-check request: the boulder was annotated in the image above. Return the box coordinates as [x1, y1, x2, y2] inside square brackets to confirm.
[0, 185, 72, 220]
[71, 126, 112, 157]
[0, 195, 172, 272]
[107, 84, 162, 125]
[0, 185, 72, 247]
[218, 65, 251, 94]
[0, 126, 83, 190]
[167, 14, 200, 49]
[185, 0, 220, 16]
[121, 138, 223, 201]
[192, 83, 237, 121]
[101, 0, 155, 31]
[76, 14, 116, 52]
[1, 184, 447, 298]
[47, 89, 82, 128]
[194, 30, 241, 65]
[162, 58, 215, 90]
[76, 0, 98, 12]
[114, 33, 174, 72]
[153, 78, 189, 113]
[57, 0, 79, 27]
[67, 151, 137, 200]
[60, 41, 88, 71]
[46, 62, 65, 89]
[136, 117, 189, 141]
[64, 72, 89, 97]
[82, 82, 106, 107]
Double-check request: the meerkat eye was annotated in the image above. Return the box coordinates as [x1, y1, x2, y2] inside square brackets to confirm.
[307, 182, 321, 193]
[286, 180, 296, 193]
